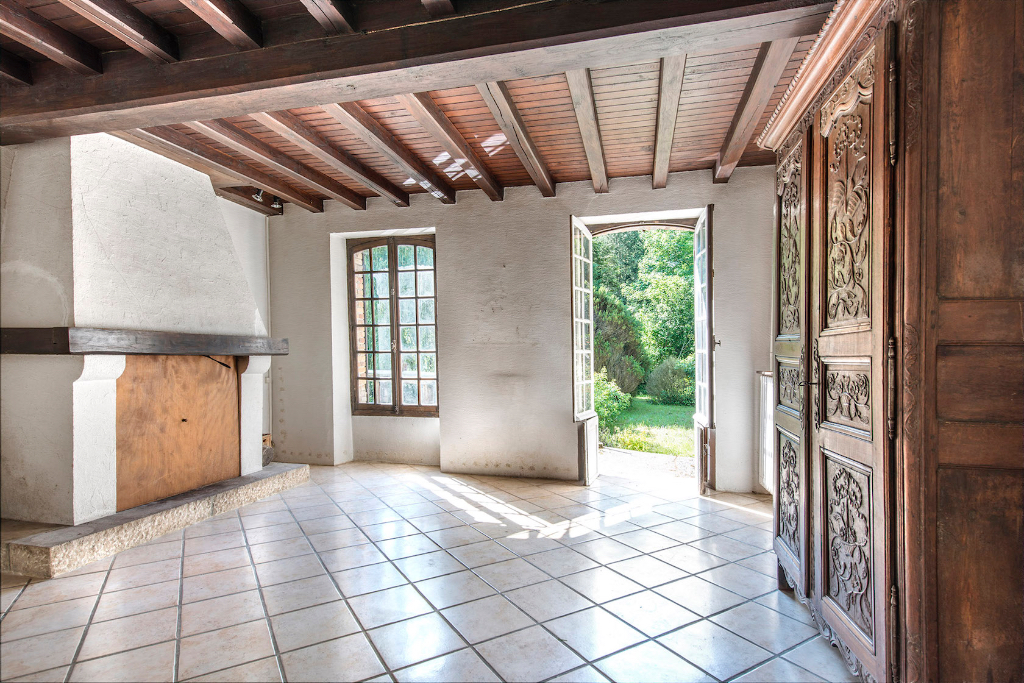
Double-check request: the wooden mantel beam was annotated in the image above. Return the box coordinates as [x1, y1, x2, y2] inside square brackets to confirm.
[565, 68, 608, 194]
[323, 102, 457, 204]
[396, 92, 502, 201]
[477, 80, 555, 197]
[0, 0, 102, 75]
[130, 126, 324, 212]
[186, 118, 366, 210]
[0, 2, 832, 144]
[0, 48, 32, 85]
[179, 0, 262, 50]
[714, 37, 798, 182]
[251, 110, 410, 207]
[652, 54, 686, 189]
[56, 0, 178, 63]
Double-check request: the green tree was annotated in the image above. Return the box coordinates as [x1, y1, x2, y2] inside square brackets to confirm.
[593, 286, 647, 394]
[593, 231, 644, 298]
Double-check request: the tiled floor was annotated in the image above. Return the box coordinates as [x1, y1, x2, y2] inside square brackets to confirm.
[0, 463, 856, 682]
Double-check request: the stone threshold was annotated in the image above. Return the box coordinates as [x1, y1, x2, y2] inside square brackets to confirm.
[1, 463, 309, 579]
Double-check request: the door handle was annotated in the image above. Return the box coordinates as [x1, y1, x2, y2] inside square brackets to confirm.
[797, 381, 818, 386]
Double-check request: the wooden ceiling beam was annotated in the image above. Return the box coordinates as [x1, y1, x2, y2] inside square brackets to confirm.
[713, 37, 798, 182]
[477, 80, 554, 197]
[179, 0, 262, 50]
[323, 102, 457, 204]
[565, 68, 608, 194]
[251, 110, 409, 207]
[186, 118, 366, 210]
[0, 47, 31, 85]
[215, 186, 283, 215]
[300, 0, 355, 35]
[130, 126, 323, 211]
[56, 0, 178, 63]
[652, 54, 686, 189]
[0, 0, 101, 75]
[0, 1, 831, 143]
[395, 92, 502, 201]
[421, 0, 454, 17]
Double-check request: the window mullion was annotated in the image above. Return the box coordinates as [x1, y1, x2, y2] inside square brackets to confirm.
[388, 238, 400, 415]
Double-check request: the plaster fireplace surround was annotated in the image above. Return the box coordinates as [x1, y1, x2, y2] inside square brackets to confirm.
[0, 133, 305, 576]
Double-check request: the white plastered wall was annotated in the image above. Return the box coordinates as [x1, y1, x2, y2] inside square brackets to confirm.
[269, 167, 774, 491]
[1, 134, 273, 524]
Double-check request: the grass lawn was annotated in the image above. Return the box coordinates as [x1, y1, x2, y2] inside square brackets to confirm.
[601, 395, 696, 457]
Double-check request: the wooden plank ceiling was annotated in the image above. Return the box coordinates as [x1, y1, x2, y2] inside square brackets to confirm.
[0, 0, 826, 214]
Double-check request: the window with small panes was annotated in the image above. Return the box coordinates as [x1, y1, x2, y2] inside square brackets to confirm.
[348, 236, 438, 417]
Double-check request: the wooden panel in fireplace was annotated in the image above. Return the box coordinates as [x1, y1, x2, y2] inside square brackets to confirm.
[116, 355, 241, 511]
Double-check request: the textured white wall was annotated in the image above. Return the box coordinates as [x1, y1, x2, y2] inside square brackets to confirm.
[269, 167, 774, 490]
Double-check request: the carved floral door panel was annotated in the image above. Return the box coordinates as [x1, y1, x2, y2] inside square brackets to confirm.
[808, 29, 893, 683]
[773, 130, 810, 598]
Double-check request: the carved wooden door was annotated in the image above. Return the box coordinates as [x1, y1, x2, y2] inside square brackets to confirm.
[808, 29, 894, 683]
[773, 131, 810, 598]
[692, 206, 715, 493]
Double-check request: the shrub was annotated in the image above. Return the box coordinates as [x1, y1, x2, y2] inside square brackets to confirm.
[594, 286, 647, 394]
[594, 368, 631, 425]
[646, 355, 696, 405]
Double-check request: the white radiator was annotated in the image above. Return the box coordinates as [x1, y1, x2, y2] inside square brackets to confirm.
[757, 371, 775, 493]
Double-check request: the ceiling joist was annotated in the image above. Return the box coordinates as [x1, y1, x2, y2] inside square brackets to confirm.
[56, 0, 178, 63]
[714, 37, 799, 182]
[421, 0, 454, 17]
[565, 68, 608, 194]
[477, 80, 555, 198]
[215, 186, 283, 216]
[130, 126, 323, 212]
[323, 102, 457, 205]
[653, 55, 687, 189]
[0, 0, 102, 75]
[0, 47, 31, 85]
[396, 92, 502, 201]
[185, 119, 366, 210]
[300, 0, 356, 35]
[179, 0, 262, 50]
[251, 111, 410, 207]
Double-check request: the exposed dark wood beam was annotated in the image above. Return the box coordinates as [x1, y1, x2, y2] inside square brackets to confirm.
[179, 0, 261, 50]
[186, 119, 366, 210]
[215, 186, 283, 216]
[130, 126, 323, 212]
[0, 2, 831, 143]
[57, 0, 177, 62]
[713, 37, 798, 183]
[0, 47, 31, 85]
[652, 54, 686, 189]
[1, 327, 288, 355]
[395, 92, 502, 201]
[323, 102, 457, 204]
[477, 80, 554, 197]
[421, 0, 454, 17]
[251, 110, 409, 207]
[300, 0, 355, 35]
[565, 68, 607, 194]
[0, 0, 101, 75]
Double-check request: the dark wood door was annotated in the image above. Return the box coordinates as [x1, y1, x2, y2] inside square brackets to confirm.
[808, 28, 894, 683]
[773, 131, 811, 598]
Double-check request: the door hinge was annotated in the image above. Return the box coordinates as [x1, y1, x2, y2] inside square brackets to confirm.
[887, 337, 897, 441]
[889, 585, 901, 683]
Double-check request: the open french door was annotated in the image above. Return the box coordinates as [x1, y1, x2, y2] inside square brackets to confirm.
[693, 205, 715, 493]
[571, 216, 599, 484]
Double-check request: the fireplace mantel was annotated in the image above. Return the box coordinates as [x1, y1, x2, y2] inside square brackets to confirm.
[1, 327, 288, 356]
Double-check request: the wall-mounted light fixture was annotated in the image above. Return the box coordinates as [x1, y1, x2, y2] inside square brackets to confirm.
[252, 189, 264, 202]
[271, 196, 283, 209]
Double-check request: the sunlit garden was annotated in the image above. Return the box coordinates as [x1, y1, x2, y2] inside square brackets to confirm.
[592, 229, 697, 458]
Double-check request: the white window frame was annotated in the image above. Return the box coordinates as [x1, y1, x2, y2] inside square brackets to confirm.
[571, 216, 596, 421]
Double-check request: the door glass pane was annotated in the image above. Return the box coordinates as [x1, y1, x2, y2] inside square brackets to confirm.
[421, 380, 437, 405]
[355, 327, 372, 351]
[399, 299, 416, 324]
[420, 353, 436, 378]
[402, 381, 418, 405]
[583, 323, 592, 351]
[375, 326, 391, 353]
[400, 326, 417, 351]
[354, 274, 371, 298]
[398, 272, 416, 297]
[417, 271, 435, 297]
[373, 273, 390, 298]
[418, 299, 436, 324]
[377, 380, 392, 405]
[375, 353, 392, 378]
[419, 326, 436, 351]
[371, 245, 388, 270]
[374, 299, 390, 325]
[398, 244, 415, 270]
[401, 353, 418, 378]
[353, 249, 370, 273]
[417, 246, 433, 269]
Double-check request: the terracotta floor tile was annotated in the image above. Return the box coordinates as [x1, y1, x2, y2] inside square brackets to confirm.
[69, 640, 174, 682]
[189, 656, 282, 682]
[182, 565, 257, 604]
[177, 620, 275, 680]
[0, 627, 84, 679]
[181, 590, 265, 636]
[0, 596, 97, 642]
[77, 606, 178, 661]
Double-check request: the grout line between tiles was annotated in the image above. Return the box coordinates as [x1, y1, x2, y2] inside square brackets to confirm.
[239, 507, 289, 683]
[62, 557, 113, 683]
